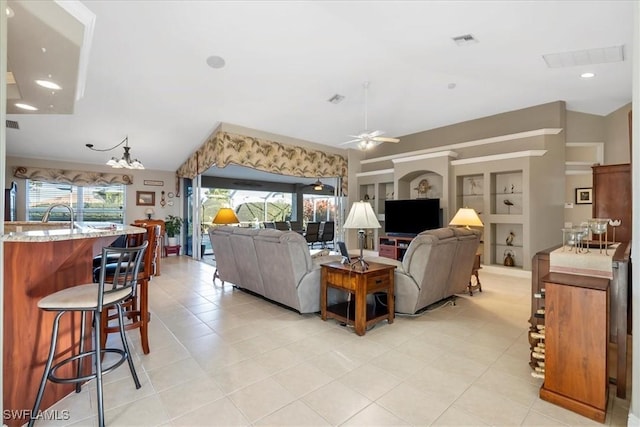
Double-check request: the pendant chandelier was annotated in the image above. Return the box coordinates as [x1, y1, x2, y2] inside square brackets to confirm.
[85, 136, 145, 170]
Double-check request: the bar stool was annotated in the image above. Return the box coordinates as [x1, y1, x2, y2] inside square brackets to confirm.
[98, 224, 161, 355]
[29, 242, 148, 427]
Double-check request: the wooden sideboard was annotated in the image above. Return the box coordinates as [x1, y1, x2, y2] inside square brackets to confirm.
[530, 242, 630, 400]
[540, 272, 610, 422]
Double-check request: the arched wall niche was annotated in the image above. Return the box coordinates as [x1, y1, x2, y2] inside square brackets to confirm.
[392, 151, 457, 223]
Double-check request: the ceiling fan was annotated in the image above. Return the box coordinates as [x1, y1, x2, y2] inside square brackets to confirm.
[341, 81, 400, 150]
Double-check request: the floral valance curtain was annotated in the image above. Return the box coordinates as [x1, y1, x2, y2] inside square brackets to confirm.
[13, 166, 134, 186]
[176, 130, 348, 194]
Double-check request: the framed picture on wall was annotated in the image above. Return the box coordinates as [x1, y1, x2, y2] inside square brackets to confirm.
[575, 187, 593, 205]
[136, 191, 155, 206]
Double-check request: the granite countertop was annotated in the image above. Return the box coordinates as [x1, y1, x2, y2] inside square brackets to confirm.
[2, 222, 145, 242]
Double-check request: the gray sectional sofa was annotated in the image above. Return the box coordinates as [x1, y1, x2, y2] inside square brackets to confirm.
[209, 226, 343, 313]
[210, 225, 480, 316]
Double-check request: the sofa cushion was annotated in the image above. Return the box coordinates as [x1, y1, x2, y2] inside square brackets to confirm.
[228, 227, 265, 295]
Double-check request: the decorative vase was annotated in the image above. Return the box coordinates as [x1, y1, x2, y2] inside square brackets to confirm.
[503, 249, 515, 267]
[168, 237, 178, 246]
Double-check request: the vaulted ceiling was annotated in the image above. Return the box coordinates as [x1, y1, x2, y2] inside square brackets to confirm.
[5, 1, 634, 172]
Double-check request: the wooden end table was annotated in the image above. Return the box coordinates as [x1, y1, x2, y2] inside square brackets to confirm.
[320, 261, 395, 336]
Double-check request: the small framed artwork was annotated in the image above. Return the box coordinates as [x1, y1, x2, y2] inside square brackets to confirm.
[575, 187, 593, 205]
[144, 180, 164, 186]
[136, 191, 155, 206]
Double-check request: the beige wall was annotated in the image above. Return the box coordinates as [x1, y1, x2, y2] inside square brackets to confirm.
[565, 110, 605, 143]
[563, 104, 632, 227]
[5, 156, 180, 224]
[563, 174, 593, 227]
[349, 100, 631, 261]
[604, 103, 632, 164]
[368, 101, 566, 159]
[566, 104, 631, 165]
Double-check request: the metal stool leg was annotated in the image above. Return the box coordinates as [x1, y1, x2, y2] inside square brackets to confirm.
[94, 310, 105, 427]
[75, 310, 86, 393]
[116, 303, 141, 389]
[29, 311, 64, 427]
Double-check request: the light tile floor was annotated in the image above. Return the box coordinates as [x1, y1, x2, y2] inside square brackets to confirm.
[35, 256, 630, 426]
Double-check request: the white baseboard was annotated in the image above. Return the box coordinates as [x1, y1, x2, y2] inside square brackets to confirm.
[628, 412, 639, 426]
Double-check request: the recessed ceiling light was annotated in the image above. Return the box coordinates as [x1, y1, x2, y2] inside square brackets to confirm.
[206, 55, 226, 69]
[15, 103, 38, 111]
[35, 80, 62, 90]
[6, 6, 14, 17]
[580, 72, 596, 79]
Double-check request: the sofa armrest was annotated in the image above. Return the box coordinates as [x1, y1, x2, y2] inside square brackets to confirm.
[311, 254, 343, 268]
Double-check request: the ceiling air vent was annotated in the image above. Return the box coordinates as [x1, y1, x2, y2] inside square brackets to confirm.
[452, 34, 478, 46]
[542, 45, 625, 68]
[327, 94, 345, 104]
[6, 120, 19, 129]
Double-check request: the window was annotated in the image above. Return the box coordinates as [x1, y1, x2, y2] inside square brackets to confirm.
[26, 180, 126, 223]
[302, 194, 336, 224]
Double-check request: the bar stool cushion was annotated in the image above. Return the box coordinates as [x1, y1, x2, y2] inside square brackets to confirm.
[38, 283, 132, 310]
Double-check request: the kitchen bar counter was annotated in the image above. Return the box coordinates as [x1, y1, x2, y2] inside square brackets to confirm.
[3, 223, 145, 427]
[3, 221, 144, 242]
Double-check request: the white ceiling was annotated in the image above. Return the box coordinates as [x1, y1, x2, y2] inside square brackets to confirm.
[5, 1, 634, 173]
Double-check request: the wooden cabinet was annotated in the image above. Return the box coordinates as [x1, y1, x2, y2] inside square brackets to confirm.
[531, 243, 631, 400]
[540, 272, 609, 423]
[592, 164, 631, 243]
[379, 236, 414, 260]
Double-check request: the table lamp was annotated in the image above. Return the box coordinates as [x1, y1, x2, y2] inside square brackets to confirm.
[343, 201, 381, 270]
[212, 207, 240, 225]
[449, 208, 483, 229]
[144, 208, 155, 220]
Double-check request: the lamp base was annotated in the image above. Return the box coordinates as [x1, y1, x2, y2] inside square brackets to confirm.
[350, 257, 369, 271]
[351, 229, 369, 270]
[146, 214, 152, 220]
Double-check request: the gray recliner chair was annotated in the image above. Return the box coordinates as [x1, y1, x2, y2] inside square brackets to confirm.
[366, 227, 481, 314]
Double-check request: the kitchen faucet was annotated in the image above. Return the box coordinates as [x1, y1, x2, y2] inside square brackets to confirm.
[42, 204, 75, 231]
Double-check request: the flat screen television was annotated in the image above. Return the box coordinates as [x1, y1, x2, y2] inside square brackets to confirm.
[384, 199, 441, 236]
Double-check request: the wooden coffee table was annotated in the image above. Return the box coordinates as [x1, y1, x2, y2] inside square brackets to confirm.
[320, 261, 395, 336]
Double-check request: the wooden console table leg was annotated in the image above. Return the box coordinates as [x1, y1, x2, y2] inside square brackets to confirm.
[355, 282, 367, 336]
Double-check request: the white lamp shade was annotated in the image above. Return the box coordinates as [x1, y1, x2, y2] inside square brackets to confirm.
[449, 208, 483, 228]
[144, 208, 155, 216]
[212, 207, 240, 225]
[343, 201, 381, 229]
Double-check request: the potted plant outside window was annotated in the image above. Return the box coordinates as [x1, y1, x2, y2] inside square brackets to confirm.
[165, 215, 184, 246]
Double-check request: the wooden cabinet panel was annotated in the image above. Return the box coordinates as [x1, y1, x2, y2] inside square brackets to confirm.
[592, 164, 631, 243]
[540, 273, 609, 423]
[378, 236, 413, 260]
